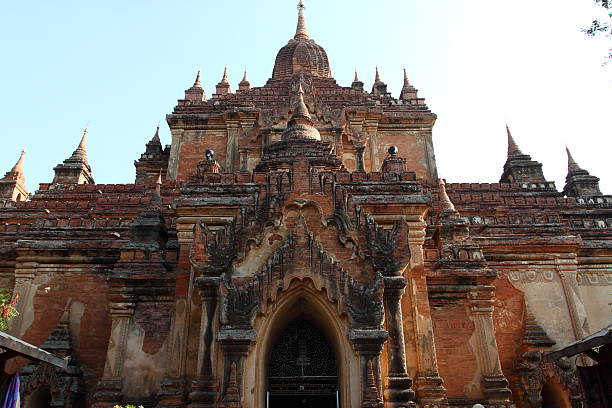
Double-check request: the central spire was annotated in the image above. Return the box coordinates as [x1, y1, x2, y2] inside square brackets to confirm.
[272, 1, 331, 79]
[295, 0, 309, 40]
[292, 84, 312, 122]
[281, 83, 320, 141]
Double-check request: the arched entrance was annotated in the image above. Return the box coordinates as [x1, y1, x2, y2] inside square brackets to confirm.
[541, 380, 571, 408]
[26, 387, 52, 408]
[267, 319, 339, 407]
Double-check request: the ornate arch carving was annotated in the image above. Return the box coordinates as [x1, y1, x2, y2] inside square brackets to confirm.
[513, 351, 584, 408]
[21, 361, 83, 408]
[219, 215, 384, 329]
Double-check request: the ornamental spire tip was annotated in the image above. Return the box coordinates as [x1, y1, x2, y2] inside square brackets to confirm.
[294, 0, 309, 40]
[506, 124, 523, 157]
[193, 70, 202, 88]
[566, 146, 583, 174]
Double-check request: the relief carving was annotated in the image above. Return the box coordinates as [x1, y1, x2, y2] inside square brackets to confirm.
[358, 214, 411, 277]
[220, 275, 260, 328]
[347, 273, 384, 327]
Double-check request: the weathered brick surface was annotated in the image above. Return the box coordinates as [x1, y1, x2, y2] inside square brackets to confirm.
[431, 300, 479, 398]
[0, 5, 610, 408]
[492, 276, 525, 376]
[20, 273, 111, 397]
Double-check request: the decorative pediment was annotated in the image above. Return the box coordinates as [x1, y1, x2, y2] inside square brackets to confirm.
[218, 215, 384, 329]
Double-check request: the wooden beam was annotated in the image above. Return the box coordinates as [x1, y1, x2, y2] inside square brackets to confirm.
[0, 332, 67, 370]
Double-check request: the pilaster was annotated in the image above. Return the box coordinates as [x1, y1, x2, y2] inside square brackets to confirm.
[467, 287, 512, 406]
[167, 128, 185, 180]
[158, 268, 197, 407]
[364, 120, 380, 172]
[188, 277, 221, 408]
[383, 276, 416, 408]
[225, 120, 240, 173]
[238, 148, 249, 172]
[355, 144, 366, 173]
[8, 261, 36, 337]
[555, 257, 589, 342]
[217, 329, 256, 408]
[350, 329, 388, 408]
[406, 219, 447, 407]
[92, 299, 136, 407]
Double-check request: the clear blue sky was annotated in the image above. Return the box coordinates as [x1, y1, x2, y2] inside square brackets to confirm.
[1, 1, 610, 193]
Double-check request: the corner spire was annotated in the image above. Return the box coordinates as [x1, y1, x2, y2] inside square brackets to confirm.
[566, 146, 583, 174]
[238, 70, 250, 91]
[506, 124, 523, 157]
[563, 145, 602, 197]
[215, 67, 232, 95]
[151, 124, 161, 144]
[10, 148, 26, 174]
[193, 70, 202, 88]
[184, 70, 206, 103]
[143, 124, 163, 154]
[294, 0, 309, 40]
[135, 126, 168, 184]
[438, 179, 456, 212]
[371, 67, 389, 95]
[1, 148, 28, 201]
[400, 68, 420, 101]
[52, 128, 94, 185]
[351, 70, 364, 91]
[500, 125, 547, 184]
[78, 127, 88, 150]
[68, 128, 89, 164]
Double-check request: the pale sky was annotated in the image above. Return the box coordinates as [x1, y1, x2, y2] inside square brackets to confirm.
[0, 1, 610, 193]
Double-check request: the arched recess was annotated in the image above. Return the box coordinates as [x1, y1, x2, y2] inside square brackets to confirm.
[514, 351, 582, 408]
[541, 378, 571, 408]
[268, 319, 337, 406]
[247, 279, 360, 408]
[20, 361, 84, 408]
[25, 386, 52, 408]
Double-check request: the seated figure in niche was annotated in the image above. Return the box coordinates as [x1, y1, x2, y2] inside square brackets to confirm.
[197, 149, 222, 178]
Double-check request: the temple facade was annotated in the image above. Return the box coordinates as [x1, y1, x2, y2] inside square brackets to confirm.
[1, 2, 611, 408]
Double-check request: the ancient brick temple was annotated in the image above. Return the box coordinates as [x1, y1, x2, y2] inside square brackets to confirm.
[1, 2, 611, 408]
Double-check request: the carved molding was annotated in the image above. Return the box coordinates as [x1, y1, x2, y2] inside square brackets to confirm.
[508, 270, 557, 283]
[220, 216, 385, 329]
[575, 271, 612, 286]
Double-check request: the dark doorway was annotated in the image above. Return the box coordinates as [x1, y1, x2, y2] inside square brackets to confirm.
[268, 319, 338, 408]
[26, 387, 52, 408]
[541, 381, 569, 408]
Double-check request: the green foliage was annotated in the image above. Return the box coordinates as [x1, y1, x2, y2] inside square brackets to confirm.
[584, 0, 612, 60]
[113, 405, 144, 408]
[0, 290, 19, 330]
